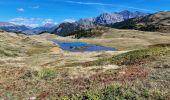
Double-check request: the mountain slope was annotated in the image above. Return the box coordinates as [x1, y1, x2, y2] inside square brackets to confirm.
[95, 13, 124, 25]
[95, 10, 148, 25]
[110, 11, 170, 33]
[53, 18, 96, 36]
[53, 22, 80, 36]
[53, 10, 148, 36]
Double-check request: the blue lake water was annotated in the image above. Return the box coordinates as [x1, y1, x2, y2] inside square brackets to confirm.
[52, 40, 117, 52]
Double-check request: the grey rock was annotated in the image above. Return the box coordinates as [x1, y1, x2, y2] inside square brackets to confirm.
[53, 10, 148, 36]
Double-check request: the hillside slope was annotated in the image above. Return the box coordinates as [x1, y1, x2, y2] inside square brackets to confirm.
[1, 30, 170, 99]
[111, 11, 170, 33]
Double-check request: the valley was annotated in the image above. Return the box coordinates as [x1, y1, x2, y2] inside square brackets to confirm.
[0, 27, 170, 99]
[0, 0, 170, 99]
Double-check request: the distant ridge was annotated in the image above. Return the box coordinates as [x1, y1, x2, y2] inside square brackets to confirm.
[0, 22, 57, 35]
[0, 10, 148, 35]
[53, 10, 148, 36]
[0, 22, 30, 33]
[0, 22, 15, 27]
[110, 11, 170, 33]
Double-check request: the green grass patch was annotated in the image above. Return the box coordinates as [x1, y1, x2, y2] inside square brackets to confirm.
[38, 68, 58, 80]
[60, 84, 169, 100]
[109, 47, 170, 65]
[67, 47, 170, 67]
[74, 27, 108, 39]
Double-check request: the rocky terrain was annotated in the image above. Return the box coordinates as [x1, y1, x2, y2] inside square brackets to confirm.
[53, 10, 148, 36]
[95, 10, 148, 25]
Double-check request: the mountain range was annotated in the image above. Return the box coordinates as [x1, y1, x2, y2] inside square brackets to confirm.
[95, 10, 148, 25]
[4, 11, 170, 35]
[0, 22, 57, 35]
[0, 22, 30, 33]
[0, 10, 148, 35]
[53, 10, 148, 36]
[110, 11, 170, 33]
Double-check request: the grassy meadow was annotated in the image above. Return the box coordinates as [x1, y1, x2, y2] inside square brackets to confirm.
[0, 28, 170, 99]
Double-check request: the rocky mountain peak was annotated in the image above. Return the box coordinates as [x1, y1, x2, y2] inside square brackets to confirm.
[95, 12, 124, 25]
[53, 10, 149, 36]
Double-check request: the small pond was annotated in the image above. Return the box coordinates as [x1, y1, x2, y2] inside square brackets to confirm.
[52, 40, 117, 52]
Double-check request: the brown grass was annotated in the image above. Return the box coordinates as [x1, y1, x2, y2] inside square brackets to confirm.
[1, 30, 170, 99]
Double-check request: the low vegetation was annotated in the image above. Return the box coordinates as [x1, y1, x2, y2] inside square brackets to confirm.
[67, 47, 170, 67]
[0, 49, 18, 57]
[26, 47, 52, 56]
[74, 27, 108, 39]
[60, 84, 168, 100]
[59, 46, 170, 100]
[38, 68, 58, 80]
[0, 44, 21, 57]
[1, 31, 170, 99]
[110, 47, 170, 65]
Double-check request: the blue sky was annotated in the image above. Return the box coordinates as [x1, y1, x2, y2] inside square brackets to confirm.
[0, 0, 169, 27]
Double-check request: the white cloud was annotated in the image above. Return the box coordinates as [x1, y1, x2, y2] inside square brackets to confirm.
[66, 1, 152, 12]
[66, 1, 112, 6]
[17, 8, 25, 12]
[9, 17, 58, 28]
[63, 19, 76, 23]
